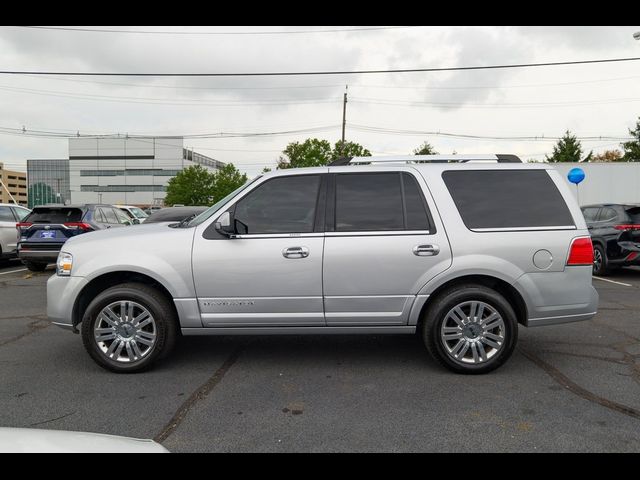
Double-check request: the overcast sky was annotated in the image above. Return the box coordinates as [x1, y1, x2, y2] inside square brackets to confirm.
[1, 25, 640, 177]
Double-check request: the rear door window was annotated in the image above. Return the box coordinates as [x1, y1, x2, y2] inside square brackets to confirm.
[100, 207, 119, 224]
[581, 207, 601, 223]
[0, 206, 14, 222]
[442, 170, 575, 230]
[26, 207, 83, 223]
[625, 206, 640, 224]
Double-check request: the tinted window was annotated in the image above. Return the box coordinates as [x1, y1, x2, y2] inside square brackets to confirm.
[443, 170, 575, 230]
[101, 207, 119, 224]
[234, 175, 321, 234]
[93, 208, 106, 223]
[625, 206, 640, 223]
[0, 206, 14, 222]
[402, 173, 430, 230]
[26, 207, 83, 223]
[12, 207, 30, 221]
[582, 207, 600, 223]
[336, 173, 404, 231]
[598, 207, 618, 223]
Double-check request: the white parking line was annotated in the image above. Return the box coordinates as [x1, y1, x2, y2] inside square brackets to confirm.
[0, 268, 27, 276]
[593, 276, 633, 287]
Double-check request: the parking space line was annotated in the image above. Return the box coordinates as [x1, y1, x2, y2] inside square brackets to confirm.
[593, 276, 633, 287]
[0, 268, 27, 276]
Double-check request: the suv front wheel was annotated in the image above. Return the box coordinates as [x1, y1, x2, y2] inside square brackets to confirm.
[422, 284, 518, 374]
[81, 283, 178, 373]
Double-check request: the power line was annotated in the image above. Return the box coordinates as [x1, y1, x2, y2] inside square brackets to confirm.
[2, 57, 640, 77]
[350, 96, 640, 109]
[14, 26, 419, 35]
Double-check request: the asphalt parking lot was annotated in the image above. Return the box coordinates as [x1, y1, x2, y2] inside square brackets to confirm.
[0, 259, 639, 452]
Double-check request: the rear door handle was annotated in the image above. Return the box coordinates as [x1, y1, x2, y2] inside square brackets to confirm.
[413, 244, 440, 256]
[282, 246, 309, 259]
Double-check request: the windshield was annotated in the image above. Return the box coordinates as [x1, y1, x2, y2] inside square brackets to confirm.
[128, 207, 149, 219]
[187, 176, 262, 227]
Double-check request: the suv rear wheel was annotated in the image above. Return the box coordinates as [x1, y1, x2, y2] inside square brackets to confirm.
[592, 244, 609, 276]
[422, 284, 518, 374]
[81, 283, 178, 373]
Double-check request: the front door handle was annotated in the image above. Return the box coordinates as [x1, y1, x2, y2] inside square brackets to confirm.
[413, 244, 440, 256]
[282, 246, 309, 259]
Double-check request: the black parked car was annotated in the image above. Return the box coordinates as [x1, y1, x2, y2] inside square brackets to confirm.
[581, 203, 640, 275]
[17, 204, 133, 271]
[144, 206, 208, 224]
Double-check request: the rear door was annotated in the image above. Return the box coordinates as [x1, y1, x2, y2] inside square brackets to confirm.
[0, 206, 18, 253]
[323, 168, 452, 326]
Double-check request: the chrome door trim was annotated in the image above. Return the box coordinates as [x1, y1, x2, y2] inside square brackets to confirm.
[471, 226, 577, 232]
[182, 326, 417, 336]
[231, 233, 324, 239]
[325, 230, 430, 237]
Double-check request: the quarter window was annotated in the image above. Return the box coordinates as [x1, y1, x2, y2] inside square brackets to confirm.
[233, 175, 321, 234]
[582, 207, 600, 223]
[101, 207, 119, 224]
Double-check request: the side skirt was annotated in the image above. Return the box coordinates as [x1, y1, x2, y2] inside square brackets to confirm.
[181, 326, 417, 336]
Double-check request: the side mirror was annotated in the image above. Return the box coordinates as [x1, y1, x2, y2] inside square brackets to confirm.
[132, 218, 141, 225]
[214, 211, 235, 236]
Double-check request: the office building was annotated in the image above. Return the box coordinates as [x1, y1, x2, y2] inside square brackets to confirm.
[26, 159, 71, 208]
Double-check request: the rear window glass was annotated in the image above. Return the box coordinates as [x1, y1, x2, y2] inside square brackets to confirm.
[26, 207, 83, 223]
[442, 170, 575, 230]
[625, 207, 640, 223]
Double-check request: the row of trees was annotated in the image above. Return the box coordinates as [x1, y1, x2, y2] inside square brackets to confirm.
[164, 117, 640, 206]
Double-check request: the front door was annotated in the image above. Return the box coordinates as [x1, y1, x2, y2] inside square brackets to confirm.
[0, 206, 18, 254]
[323, 169, 452, 326]
[192, 173, 327, 327]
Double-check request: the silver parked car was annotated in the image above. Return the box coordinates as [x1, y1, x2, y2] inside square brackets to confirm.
[0, 203, 30, 261]
[47, 155, 598, 374]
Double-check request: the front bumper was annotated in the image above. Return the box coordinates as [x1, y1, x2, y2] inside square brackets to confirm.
[47, 275, 88, 330]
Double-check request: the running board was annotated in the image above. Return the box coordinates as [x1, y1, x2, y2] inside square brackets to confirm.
[181, 326, 416, 336]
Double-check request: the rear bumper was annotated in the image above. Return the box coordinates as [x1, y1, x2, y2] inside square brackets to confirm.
[514, 266, 599, 327]
[18, 245, 63, 263]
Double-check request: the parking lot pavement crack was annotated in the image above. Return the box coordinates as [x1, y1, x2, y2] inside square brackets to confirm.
[29, 410, 77, 427]
[520, 348, 640, 422]
[0, 319, 51, 348]
[154, 343, 245, 444]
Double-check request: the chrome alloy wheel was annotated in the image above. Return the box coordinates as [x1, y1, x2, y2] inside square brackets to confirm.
[593, 248, 603, 273]
[440, 301, 506, 364]
[94, 301, 157, 363]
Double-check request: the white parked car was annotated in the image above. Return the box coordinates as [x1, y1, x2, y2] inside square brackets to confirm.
[0, 203, 31, 261]
[116, 205, 149, 224]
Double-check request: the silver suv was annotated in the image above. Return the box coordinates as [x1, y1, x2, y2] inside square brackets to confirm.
[47, 155, 598, 374]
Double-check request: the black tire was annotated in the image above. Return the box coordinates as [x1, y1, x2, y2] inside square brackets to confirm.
[592, 244, 610, 276]
[81, 282, 178, 373]
[24, 261, 47, 272]
[422, 284, 518, 374]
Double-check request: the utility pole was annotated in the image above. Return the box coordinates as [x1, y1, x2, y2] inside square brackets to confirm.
[341, 85, 348, 154]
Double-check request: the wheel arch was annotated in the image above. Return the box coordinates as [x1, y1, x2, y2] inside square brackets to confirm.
[416, 274, 528, 329]
[71, 271, 178, 329]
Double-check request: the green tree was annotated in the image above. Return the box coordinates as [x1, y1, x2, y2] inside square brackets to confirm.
[332, 140, 371, 161]
[413, 141, 439, 155]
[545, 130, 593, 163]
[277, 138, 332, 169]
[277, 138, 371, 169]
[621, 117, 640, 161]
[28, 182, 57, 208]
[164, 164, 215, 206]
[212, 163, 248, 202]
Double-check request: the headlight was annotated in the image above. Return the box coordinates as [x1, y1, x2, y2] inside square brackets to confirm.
[57, 252, 73, 276]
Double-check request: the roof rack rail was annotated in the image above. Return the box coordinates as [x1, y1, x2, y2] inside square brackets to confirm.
[328, 154, 521, 166]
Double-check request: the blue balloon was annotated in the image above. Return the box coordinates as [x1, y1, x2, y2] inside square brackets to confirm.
[567, 167, 585, 185]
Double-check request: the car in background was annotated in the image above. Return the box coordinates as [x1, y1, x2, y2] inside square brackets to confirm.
[0, 203, 31, 262]
[144, 206, 208, 224]
[17, 204, 133, 271]
[581, 203, 640, 275]
[116, 205, 149, 224]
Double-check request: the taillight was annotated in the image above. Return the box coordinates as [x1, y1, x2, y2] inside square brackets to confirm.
[16, 222, 32, 230]
[63, 222, 93, 231]
[614, 224, 640, 231]
[567, 237, 594, 266]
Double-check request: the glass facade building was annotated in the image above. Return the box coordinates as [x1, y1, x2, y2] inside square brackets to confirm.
[26, 159, 71, 208]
